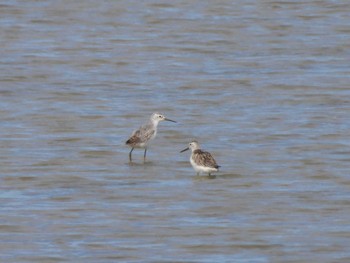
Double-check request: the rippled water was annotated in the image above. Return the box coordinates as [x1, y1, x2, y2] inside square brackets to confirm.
[1, 1, 350, 262]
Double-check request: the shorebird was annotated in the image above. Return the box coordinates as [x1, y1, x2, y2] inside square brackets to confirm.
[126, 113, 176, 162]
[180, 140, 220, 176]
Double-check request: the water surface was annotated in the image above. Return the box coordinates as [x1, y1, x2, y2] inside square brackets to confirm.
[1, 1, 350, 262]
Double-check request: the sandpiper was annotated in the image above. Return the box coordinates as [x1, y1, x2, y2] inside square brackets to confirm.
[180, 140, 220, 176]
[126, 113, 176, 162]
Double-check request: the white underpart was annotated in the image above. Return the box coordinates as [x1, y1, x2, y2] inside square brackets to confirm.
[190, 156, 218, 174]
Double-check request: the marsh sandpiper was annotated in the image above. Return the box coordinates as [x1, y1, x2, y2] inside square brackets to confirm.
[126, 113, 176, 162]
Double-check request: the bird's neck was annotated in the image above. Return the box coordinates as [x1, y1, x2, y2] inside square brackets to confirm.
[150, 119, 160, 127]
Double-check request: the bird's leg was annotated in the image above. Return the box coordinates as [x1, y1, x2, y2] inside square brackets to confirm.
[129, 148, 134, 162]
[143, 148, 147, 162]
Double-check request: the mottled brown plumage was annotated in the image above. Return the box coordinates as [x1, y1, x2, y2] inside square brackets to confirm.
[181, 140, 220, 176]
[192, 149, 220, 169]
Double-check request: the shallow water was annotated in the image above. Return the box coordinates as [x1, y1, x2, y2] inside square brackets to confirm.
[1, 0, 350, 262]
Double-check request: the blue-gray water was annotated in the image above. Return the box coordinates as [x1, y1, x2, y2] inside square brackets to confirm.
[1, 1, 350, 262]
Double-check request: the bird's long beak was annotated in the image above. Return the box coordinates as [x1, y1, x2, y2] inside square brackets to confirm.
[180, 147, 189, 153]
[164, 118, 176, 123]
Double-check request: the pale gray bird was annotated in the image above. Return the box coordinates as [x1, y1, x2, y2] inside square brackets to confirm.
[181, 140, 220, 176]
[126, 113, 176, 162]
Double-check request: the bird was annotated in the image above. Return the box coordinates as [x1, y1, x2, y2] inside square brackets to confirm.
[126, 113, 176, 162]
[180, 140, 220, 176]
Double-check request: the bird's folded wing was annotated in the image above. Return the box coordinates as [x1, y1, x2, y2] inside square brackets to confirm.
[193, 150, 219, 168]
[127, 124, 155, 145]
